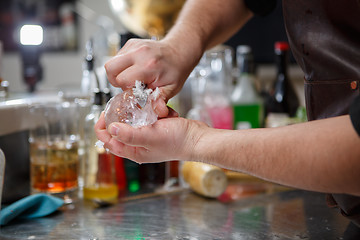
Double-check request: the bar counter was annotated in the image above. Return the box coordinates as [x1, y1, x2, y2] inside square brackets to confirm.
[1, 189, 359, 239]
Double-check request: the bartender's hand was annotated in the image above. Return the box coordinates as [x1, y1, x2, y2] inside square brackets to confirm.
[95, 110, 210, 163]
[104, 39, 198, 118]
[103, 0, 253, 118]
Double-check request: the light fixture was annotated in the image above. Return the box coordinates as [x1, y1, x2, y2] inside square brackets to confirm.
[20, 25, 43, 46]
[19, 24, 43, 92]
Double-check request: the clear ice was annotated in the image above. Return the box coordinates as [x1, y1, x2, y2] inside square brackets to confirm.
[104, 80, 159, 128]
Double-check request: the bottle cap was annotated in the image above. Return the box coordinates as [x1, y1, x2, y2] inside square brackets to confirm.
[236, 45, 255, 74]
[274, 41, 289, 51]
[237, 45, 252, 55]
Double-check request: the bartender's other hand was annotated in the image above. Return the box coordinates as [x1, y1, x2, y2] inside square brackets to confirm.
[95, 110, 209, 164]
[104, 39, 194, 118]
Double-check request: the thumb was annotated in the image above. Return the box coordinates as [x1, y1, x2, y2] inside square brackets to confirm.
[152, 97, 169, 118]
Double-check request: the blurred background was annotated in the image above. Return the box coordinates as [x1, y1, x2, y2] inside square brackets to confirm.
[1, 0, 124, 93]
[0, 0, 304, 102]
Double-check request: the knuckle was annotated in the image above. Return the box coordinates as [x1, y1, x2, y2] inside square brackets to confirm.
[145, 57, 159, 70]
[104, 62, 112, 75]
[126, 38, 138, 46]
[115, 74, 123, 83]
[121, 129, 135, 145]
[135, 44, 151, 54]
[104, 62, 117, 79]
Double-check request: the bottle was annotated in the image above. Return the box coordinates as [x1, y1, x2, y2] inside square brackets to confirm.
[83, 90, 126, 201]
[265, 41, 299, 127]
[139, 162, 166, 190]
[81, 39, 98, 99]
[181, 161, 227, 198]
[123, 158, 140, 193]
[165, 95, 180, 187]
[0, 41, 9, 99]
[186, 70, 213, 126]
[201, 47, 233, 130]
[231, 45, 263, 129]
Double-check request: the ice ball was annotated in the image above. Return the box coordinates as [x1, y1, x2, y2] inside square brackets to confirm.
[104, 81, 159, 128]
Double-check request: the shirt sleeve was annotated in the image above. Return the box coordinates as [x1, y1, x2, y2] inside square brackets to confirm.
[350, 95, 360, 136]
[244, 0, 277, 17]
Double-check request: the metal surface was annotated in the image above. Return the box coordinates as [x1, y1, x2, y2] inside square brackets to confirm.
[0, 93, 60, 136]
[1, 189, 359, 239]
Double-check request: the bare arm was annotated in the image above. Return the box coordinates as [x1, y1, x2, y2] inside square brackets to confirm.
[163, 0, 253, 53]
[193, 115, 360, 196]
[96, 115, 360, 196]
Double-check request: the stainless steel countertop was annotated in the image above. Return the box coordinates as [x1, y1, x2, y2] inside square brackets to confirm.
[0, 93, 61, 136]
[1, 189, 359, 239]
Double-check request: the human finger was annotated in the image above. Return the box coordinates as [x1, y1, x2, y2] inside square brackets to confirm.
[108, 122, 151, 147]
[167, 106, 179, 118]
[103, 137, 151, 163]
[104, 54, 133, 88]
[103, 137, 132, 158]
[94, 112, 106, 130]
[114, 65, 156, 89]
[94, 112, 112, 143]
[152, 97, 169, 118]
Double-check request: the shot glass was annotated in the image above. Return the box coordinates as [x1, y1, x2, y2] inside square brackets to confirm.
[29, 101, 81, 203]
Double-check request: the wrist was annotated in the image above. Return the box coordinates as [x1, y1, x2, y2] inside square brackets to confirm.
[162, 22, 205, 69]
[183, 121, 219, 163]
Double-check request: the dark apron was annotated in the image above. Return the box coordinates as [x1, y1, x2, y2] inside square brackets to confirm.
[282, 0, 360, 226]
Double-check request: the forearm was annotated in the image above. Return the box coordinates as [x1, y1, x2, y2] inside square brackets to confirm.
[163, 0, 253, 63]
[191, 115, 360, 196]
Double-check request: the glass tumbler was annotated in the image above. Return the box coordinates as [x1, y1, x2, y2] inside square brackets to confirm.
[29, 101, 81, 203]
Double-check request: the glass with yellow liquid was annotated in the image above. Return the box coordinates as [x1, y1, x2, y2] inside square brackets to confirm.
[82, 102, 126, 203]
[83, 147, 119, 201]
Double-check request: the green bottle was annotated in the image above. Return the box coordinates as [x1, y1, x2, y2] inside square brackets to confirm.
[231, 45, 263, 129]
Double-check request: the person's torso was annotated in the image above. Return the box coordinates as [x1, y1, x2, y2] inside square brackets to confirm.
[282, 0, 360, 120]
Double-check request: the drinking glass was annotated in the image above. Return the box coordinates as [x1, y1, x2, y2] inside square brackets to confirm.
[29, 101, 81, 203]
[199, 46, 234, 130]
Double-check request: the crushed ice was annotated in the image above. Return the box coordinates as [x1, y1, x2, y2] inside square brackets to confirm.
[104, 80, 159, 129]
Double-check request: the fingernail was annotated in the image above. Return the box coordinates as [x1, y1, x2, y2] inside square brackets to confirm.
[109, 124, 120, 136]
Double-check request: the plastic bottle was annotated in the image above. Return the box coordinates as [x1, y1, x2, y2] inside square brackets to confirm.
[231, 45, 263, 129]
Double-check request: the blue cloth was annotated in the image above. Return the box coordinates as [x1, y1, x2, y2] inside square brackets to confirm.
[0, 194, 64, 225]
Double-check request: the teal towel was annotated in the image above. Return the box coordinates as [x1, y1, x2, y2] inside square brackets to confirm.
[0, 193, 64, 225]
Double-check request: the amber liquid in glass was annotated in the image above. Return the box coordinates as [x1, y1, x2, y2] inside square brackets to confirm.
[30, 141, 79, 193]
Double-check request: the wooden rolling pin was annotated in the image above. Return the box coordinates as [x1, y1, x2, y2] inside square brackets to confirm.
[181, 161, 228, 198]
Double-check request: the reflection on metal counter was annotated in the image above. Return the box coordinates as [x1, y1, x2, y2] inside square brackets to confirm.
[0, 190, 359, 239]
